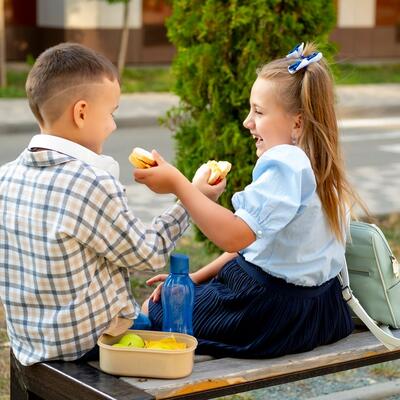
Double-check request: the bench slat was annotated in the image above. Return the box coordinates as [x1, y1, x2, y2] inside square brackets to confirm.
[10, 350, 154, 400]
[119, 330, 400, 399]
[11, 330, 400, 400]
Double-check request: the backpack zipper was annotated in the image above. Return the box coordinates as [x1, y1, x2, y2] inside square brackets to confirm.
[371, 223, 400, 278]
[392, 256, 400, 278]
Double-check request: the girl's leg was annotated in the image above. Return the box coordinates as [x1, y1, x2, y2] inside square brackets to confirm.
[141, 298, 149, 315]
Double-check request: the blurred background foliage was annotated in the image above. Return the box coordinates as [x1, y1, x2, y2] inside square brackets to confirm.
[164, 0, 336, 250]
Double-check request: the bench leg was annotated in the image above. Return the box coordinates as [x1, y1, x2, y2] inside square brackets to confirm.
[10, 349, 44, 400]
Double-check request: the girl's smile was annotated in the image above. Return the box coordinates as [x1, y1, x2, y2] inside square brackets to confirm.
[243, 78, 301, 157]
[251, 133, 265, 151]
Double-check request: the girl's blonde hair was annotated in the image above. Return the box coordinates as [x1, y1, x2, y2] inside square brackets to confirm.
[257, 42, 366, 241]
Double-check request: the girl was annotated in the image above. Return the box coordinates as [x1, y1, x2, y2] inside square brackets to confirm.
[134, 42, 365, 358]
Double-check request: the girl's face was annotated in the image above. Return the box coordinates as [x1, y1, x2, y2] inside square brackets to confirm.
[243, 77, 300, 157]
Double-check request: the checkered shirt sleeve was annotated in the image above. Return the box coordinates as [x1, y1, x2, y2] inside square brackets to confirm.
[0, 150, 189, 365]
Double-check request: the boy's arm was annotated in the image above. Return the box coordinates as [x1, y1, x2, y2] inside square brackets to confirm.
[69, 176, 190, 272]
[134, 152, 256, 253]
[108, 200, 190, 271]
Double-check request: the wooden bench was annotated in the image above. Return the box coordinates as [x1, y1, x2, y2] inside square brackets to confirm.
[10, 329, 400, 400]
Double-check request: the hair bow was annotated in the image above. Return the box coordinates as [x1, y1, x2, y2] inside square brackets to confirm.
[286, 42, 323, 74]
[286, 42, 305, 59]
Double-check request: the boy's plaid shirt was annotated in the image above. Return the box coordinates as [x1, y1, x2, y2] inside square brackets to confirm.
[0, 149, 189, 365]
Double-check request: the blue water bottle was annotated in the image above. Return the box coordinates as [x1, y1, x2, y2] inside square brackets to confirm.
[162, 253, 195, 335]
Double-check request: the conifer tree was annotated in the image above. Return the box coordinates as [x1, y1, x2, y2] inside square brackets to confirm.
[166, 0, 336, 247]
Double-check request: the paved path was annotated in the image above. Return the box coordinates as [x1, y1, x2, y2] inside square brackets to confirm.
[0, 93, 178, 134]
[0, 84, 399, 133]
[0, 85, 399, 219]
[119, 121, 400, 221]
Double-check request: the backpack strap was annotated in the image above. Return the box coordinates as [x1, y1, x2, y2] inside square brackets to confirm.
[340, 259, 400, 350]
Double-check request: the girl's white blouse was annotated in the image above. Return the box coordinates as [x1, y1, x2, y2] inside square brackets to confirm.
[232, 144, 346, 287]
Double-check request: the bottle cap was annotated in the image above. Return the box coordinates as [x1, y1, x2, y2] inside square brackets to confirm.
[170, 253, 189, 274]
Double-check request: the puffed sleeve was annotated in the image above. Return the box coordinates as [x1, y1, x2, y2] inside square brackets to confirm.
[231, 146, 316, 238]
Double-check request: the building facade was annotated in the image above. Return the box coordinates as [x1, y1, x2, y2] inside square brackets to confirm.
[6, 0, 174, 64]
[331, 0, 400, 60]
[4, 0, 400, 64]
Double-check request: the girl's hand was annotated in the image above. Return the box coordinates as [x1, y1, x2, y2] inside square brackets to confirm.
[189, 271, 202, 284]
[146, 273, 168, 303]
[192, 164, 226, 202]
[146, 272, 200, 303]
[133, 150, 184, 194]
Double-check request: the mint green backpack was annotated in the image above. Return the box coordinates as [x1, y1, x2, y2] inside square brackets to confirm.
[342, 221, 400, 350]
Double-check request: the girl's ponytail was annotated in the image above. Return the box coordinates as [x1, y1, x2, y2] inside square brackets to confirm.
[258, 43, 367, 241]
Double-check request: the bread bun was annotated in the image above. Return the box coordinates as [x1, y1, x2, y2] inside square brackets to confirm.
[129, 147, 157, 169]
[206, 160, 232, 185]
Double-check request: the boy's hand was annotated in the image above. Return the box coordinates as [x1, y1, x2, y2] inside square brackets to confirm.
[192, 164, 226, 202]
[134, 150, 184, 194]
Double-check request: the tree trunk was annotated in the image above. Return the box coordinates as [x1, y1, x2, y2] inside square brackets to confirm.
[0, 0, 6, 87]
[117, 0, 131, 77]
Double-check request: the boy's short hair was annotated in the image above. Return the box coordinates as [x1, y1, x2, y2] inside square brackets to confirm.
[26, 42, 119, 126]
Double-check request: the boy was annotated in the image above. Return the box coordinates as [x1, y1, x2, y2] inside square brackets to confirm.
[0, 43, 223, 366]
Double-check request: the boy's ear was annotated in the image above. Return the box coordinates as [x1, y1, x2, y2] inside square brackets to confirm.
[73, 100, 88, 128]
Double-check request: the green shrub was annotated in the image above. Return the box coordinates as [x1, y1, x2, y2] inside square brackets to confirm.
[165, 0, 336, 249]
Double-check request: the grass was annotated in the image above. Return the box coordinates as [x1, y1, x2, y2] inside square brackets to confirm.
[120, 67, 173, 93]
[370, 361, 400, 379]
[333, 63, 400, 85]
[0, 67, 174, 98]
[0, 305, 8, 400]
[1, 213, 400, 399]
[375, 213, 400, 256]
[0, 70, 27, 98]
[0, 62, 399, 98]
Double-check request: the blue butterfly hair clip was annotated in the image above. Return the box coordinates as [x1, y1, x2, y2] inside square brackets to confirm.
[286, 42, 323, 74]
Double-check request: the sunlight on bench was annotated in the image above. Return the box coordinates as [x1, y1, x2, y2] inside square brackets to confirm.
[11, 329, 400, 400]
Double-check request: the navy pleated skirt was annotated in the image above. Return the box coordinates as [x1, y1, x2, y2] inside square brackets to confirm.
[148, 255, 354, 358]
